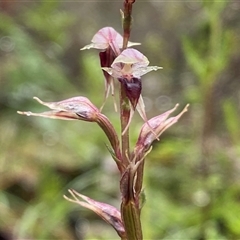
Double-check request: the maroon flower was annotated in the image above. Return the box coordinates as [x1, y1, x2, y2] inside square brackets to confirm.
[103, 48, 162, 134]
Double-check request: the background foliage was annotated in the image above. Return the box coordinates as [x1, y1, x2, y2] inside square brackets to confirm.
[1, 1, 240, 239]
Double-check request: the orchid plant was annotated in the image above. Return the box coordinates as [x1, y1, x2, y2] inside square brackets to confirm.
[18, 1, 188, 239]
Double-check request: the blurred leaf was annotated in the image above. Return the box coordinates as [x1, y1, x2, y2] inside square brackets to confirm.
[223, 99, 240, 144]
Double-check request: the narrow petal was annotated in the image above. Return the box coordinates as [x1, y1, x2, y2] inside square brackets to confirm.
[132, 66, 162, 78]
[80, 43, 95, 50]
[136, 95, 148, 123]
[136, 95, 159, 139]
[138, 103, 179, 134]
[122, 95, 154, 136]
[155, 104, 189, 138]
[122, 104, 134, 136]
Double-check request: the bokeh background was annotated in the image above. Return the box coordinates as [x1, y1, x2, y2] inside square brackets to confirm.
[1, 1, 240, 239]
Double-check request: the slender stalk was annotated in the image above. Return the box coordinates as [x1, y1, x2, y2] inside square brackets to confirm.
[121, 201, 142, 240]
[120, 0, 135, 171]
[122, 0, 135, 49]
[120, 0, 135, 166]
[120, 1, 143, 239]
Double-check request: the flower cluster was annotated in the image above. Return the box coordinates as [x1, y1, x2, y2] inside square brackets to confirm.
[82, 27, 162, 134]
[81, 27, 141, 111]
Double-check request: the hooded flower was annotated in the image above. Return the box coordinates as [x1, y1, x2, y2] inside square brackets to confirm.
[102, 48, 161, 79]
[103, 48, 162, 135]
[81, 27, 140, 54]
[17, 96, 100, 122]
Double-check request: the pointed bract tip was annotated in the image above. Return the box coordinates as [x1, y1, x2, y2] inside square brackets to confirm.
[33, 96, 43, 104]
[63, 194, 71, 201]
[185, 103, 190, 111]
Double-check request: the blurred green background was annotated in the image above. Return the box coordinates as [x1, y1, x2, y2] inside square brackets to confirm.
[1, 1, 240, 239]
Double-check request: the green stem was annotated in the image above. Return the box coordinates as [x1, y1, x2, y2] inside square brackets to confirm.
[121, 200, 142, 240]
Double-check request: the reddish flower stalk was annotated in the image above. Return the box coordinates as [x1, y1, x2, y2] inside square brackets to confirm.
[120, 0, 136, 174]
[122, 0, 136, 49]
[120, 1, 143, 238]
[120, 0, 137, 172]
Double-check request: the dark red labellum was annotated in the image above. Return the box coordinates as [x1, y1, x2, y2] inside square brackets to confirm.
[118, 77, 142, 110]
